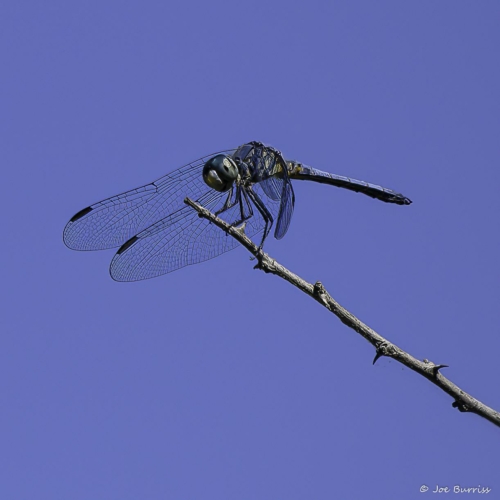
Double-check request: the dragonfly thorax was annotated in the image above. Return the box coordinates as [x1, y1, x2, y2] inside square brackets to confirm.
[202, 154, 239, 192]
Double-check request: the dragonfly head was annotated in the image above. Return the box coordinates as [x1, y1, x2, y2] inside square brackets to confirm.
[203, 154, 238, 192]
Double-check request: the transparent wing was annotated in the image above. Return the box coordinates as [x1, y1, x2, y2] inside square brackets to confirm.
[259, 176, 282, 201]
[258, 175, 295, 240]
[274, 178, 295, 240]
[63, 149, 237, 250]
[110, 183, 281, 281]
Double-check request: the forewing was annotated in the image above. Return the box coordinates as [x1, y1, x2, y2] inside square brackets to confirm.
[63, 149, 236, 250]
[110, 185, 280, 281]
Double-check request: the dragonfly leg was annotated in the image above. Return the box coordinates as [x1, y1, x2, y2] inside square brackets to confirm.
[230, 187, 254, 227]
[213, 185, 254, 233]
[246, 187, 274, 248]
[241, 188, 254, 219]
[215, 185, 238, 216]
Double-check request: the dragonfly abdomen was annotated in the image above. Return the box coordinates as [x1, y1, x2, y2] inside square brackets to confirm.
[287, 162, 411, 205]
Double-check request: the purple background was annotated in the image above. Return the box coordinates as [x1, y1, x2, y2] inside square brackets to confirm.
[2, 1, 499, 498]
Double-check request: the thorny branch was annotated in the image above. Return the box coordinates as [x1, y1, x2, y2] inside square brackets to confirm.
[185, 197, 500, 429]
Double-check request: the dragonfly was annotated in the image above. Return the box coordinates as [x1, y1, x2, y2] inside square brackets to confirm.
[63, 141, 411, 281]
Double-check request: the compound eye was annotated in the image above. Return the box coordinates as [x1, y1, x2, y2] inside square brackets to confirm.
[222, 158, 232, 173]
[220, 157, 237, 180]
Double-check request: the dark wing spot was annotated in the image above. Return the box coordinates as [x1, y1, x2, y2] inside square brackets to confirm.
[70, 206, 93, 222]
[117, 235, 139, 254]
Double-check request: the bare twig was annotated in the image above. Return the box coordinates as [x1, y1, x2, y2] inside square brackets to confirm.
[185, 197, 500, 428]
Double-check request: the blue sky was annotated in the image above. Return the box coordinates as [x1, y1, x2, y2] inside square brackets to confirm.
[1, 1, 499, 498]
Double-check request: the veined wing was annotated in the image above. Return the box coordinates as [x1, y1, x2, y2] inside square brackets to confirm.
[275, 178, 295, 240]
[110, 183, 281, 281]
[63, 149, 237, 251]
[259, 176, 282, 201]
[258, 176, 295, 240]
